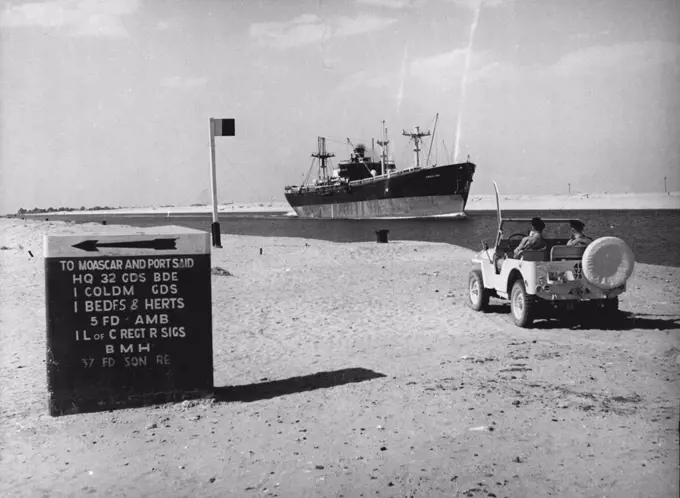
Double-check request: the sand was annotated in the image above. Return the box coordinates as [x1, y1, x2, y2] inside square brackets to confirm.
[1, 218, 679, 497]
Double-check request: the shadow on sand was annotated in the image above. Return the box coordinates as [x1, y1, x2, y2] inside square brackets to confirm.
[485, 305, 680, 331]
[533, 313, 680, 331]
[214, 367, 387, 403]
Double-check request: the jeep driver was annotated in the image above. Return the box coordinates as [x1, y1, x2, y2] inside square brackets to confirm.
[513, 217, 547, 258]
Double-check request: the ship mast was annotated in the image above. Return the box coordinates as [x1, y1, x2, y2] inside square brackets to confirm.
[311, 136, 334, 182]
[402, 125, 431, 168]
[377, 121, 390, 176]
[425, 113, 439, 168]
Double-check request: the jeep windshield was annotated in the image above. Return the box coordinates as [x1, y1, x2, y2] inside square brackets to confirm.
[499, 218, 576, 241]
[493, 218, 586, 255]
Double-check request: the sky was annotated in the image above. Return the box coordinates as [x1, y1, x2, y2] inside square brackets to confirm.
[1, 0, 679, 213]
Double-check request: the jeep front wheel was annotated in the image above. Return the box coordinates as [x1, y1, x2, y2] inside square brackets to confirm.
[468, 269, 490, 312]
[510, 279, 535, 328]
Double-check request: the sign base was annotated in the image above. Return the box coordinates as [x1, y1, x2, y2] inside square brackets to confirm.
[48, 389, 213, 416]
[211, 222, 222, 248]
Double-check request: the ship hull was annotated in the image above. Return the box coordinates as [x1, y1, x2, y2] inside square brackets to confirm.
[289, 194, 467, 219]
[285, 162, 475, 219]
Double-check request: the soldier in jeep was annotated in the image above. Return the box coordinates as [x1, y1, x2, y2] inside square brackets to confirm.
[513, 217, 547, 258]
[567, 219, 594, 247]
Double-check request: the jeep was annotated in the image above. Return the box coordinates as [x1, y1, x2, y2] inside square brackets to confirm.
[467, 184, 635, 328]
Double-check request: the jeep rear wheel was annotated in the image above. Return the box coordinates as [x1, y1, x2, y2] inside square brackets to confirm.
[510, 279, 535, 328]
[468, 269, 490, 312]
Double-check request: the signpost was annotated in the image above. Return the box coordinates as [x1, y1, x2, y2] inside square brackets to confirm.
[44, 226, 213, 416]
[209, 117, 236, 249]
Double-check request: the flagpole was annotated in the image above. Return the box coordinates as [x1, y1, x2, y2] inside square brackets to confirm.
[209, 117, 222, 248]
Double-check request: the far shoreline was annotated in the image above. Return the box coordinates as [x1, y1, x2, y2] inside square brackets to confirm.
[5, 191, 679, 217]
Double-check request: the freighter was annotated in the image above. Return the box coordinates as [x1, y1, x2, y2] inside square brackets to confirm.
[284, 118, 476, 219]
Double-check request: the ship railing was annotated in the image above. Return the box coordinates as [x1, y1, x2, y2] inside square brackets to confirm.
[285, 182, 345, 194]
[349, 166, 423, 186]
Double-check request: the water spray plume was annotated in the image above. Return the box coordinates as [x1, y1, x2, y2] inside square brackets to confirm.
[453, 0, 482, 163]
[396, 44, 409, 114]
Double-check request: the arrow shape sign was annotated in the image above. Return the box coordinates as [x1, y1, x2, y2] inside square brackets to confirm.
[72, 238, 178, 252]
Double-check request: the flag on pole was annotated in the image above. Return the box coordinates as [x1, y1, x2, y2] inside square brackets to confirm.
[213, 118, 235, 137]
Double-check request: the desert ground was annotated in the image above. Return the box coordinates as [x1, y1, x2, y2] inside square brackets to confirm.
[1, 217, 678, 497]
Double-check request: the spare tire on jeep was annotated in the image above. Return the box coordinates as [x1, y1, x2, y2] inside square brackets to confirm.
[581, 236, 635, 290]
